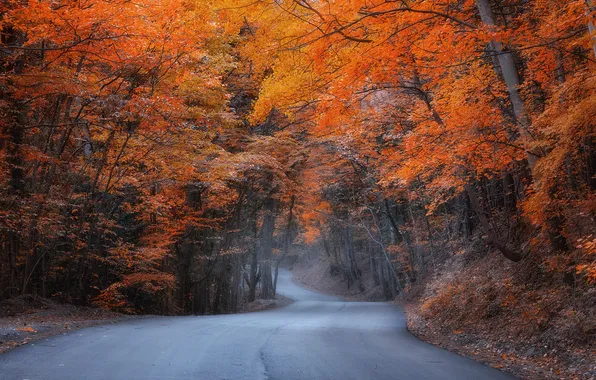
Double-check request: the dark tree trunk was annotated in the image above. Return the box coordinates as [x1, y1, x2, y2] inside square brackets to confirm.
[259, 198, 276, 299]
[465, 184, 523, 262]
[274, 195, 294, 296]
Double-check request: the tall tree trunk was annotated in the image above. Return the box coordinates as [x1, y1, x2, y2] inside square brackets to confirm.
[475, 0, 537, 168]
[343, 225, 364, 292]
[384, 199, 403, 243]
[231, 256, 242, 313]
[274, 195, 294, 296]
[259, 197, 276, 299]
[465, 184, 522, 261]
[368, 241, 380, 286]
[247, 245, 259, 302]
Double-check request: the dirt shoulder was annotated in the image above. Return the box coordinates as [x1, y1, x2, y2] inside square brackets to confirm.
[0, 295, 141, 354]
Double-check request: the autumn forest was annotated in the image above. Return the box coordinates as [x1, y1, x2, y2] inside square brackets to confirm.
[0, 0, 595, 377]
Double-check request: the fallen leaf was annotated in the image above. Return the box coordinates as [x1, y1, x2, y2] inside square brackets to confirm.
[17, 327, 37, 333]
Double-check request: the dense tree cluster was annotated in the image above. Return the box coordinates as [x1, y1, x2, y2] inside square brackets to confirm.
[226, 0, 596, 293]
[1, 0, 594, 314]
[0, 0, 302, 313]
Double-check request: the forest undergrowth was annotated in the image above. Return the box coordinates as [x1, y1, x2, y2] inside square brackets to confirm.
[404, 241, 596, 380]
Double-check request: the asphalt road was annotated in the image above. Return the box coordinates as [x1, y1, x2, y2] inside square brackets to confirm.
[0, 269, 514, 380]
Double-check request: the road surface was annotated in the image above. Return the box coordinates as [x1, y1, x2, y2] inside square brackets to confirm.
[0, 269, 514, 380]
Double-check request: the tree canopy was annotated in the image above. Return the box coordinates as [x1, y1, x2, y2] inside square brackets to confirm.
[1, 0, 595, 314]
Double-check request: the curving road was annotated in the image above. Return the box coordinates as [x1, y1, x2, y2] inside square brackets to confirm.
[0, 269, 514, 380]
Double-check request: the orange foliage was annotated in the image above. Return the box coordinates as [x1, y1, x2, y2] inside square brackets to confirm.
[2, 0, 595, 313]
